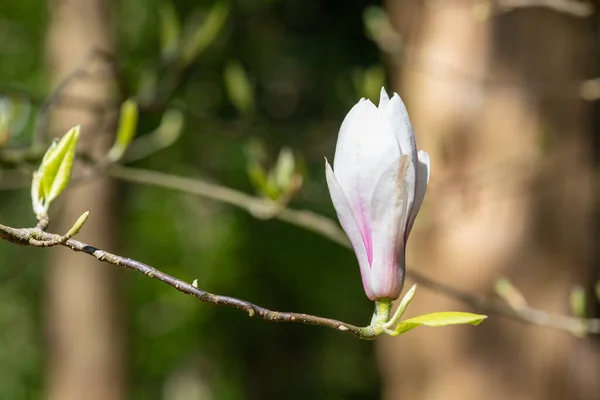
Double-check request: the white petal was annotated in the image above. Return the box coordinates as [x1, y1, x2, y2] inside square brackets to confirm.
[406, 150, 430, 235]
[419, 150, 430, 184]
[378, 87, 390, 108]
[368, 155, 412, 299]
[382, 93, 418, 164]
[325, 159, 374, 300]
[333, 98, 401, 212]
[334, 98, 372, 152]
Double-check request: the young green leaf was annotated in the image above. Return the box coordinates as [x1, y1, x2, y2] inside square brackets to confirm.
[273, 148, 295, 192]
[224, 60, 254, 115]
[244, 139, 280, 199]
[159, 1, 181, 60]
[31, 126, 80, 217]
[394, 312, 487, 335]
[248, 162, 269, 195]
[31, 169, 44, 217]
[180, 0, 230, 66]
[121, 109, 184, 163]
[107, 99, 139, 162]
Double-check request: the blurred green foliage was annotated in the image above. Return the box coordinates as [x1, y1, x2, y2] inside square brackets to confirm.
[0, 0, 386, 398]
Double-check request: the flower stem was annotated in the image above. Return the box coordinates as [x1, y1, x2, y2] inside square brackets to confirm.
[373, 299, 392, 325]
[359, 299, 393, 339]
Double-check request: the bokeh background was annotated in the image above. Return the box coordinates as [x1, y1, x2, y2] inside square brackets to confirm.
[1, 0, 600, 399]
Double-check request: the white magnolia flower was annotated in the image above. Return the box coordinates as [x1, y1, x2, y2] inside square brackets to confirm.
[326, 87, 430, 301]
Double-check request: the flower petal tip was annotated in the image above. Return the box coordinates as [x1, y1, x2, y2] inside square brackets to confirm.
[379, 87, 390, 107]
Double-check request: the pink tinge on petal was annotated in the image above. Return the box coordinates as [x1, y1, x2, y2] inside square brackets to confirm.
[352, 191, 373, 266]
[372, 244, 406, 299]
[325, 161, 375, 300]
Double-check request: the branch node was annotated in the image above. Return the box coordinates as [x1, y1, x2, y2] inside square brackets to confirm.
[93, 249, 106, 260]
[36, 216, 50, 231]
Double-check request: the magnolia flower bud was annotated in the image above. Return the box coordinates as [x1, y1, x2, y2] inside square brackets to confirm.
[326, 88, 430, 301]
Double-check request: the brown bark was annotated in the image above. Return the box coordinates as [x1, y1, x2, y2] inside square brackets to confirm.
[45, 1, 125, 399]
[379, 2, 600, 399]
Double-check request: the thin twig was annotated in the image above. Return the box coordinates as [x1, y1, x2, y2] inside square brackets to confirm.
[0, 221, 369, 338]
[107, 165, 600, 336]
[0, 42, 598, 336]
[0, 163, 597, 335]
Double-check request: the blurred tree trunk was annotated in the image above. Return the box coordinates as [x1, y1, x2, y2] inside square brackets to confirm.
[45, 1, 125, 400]
[379, 2, 600, 400]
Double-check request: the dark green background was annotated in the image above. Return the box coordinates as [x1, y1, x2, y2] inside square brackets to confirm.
[0, 0, 387, 398]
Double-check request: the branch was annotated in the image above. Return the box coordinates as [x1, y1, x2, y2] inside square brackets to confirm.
[0, 48, 597, 336]
[0, 221, 372, 338]
[108, 166, 349, 246]
[108, 165, 600, 336]
[0, 162, 596, 335]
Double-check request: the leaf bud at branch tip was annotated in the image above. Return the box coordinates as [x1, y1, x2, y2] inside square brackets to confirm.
[66, 211, 89, 238]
